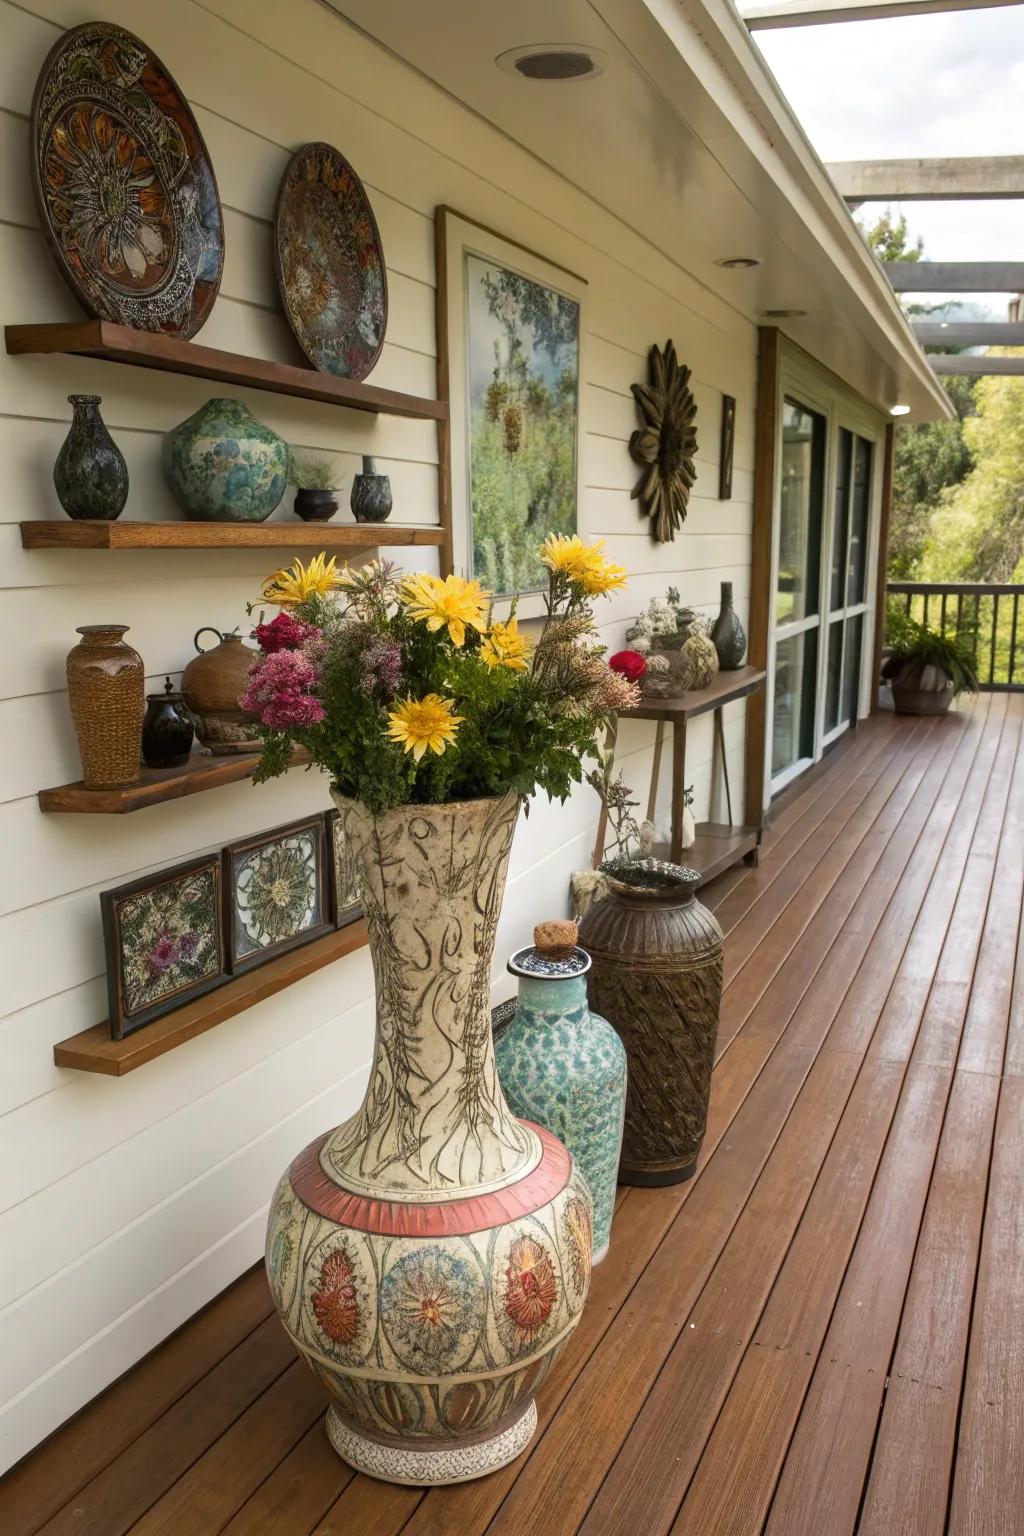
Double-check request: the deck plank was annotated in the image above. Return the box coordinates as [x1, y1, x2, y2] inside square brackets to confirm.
[4, 704, 1022, 1536]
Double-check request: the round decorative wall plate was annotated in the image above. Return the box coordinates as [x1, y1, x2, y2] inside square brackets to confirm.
[274, 142, 387, 380]
[31, 21, 224, 338]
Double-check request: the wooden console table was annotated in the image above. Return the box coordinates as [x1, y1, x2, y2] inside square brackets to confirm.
[621, 665, 767, 881]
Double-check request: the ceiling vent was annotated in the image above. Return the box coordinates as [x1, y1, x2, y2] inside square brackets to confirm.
[496, 45, 609, 83]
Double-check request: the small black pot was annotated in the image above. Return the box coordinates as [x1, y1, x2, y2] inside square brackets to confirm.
[142, 678, 195, 768]
[350, 455, 393, 523]
[294, 487, 338, 522]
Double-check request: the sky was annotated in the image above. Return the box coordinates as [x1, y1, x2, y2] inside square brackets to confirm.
[746, 5, 1024, 314]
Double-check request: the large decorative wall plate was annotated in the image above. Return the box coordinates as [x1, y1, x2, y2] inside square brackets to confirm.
[274, 142, 387, 380]
[31, 21, 224, 338]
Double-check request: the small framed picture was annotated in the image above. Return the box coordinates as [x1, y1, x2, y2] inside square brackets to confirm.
[325, 809, 363, 929]
[223, 814, 333, 974]
[719, 394, 736, 501]
[101, 855, 227, 1039]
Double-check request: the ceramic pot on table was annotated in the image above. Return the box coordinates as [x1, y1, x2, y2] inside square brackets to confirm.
[266, 794, 593, 1486]
[710, 580, 747, 670]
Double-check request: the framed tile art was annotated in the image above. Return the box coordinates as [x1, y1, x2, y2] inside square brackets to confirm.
[101, 854, 226, 1038]
[222, 814, 333, 974]
[325, 808, 363, 929]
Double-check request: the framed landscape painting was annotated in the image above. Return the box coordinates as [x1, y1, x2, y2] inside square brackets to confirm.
[438, 207, 586, 612]
[101, 855, 226, 1038]
[223, 814, 333, 974]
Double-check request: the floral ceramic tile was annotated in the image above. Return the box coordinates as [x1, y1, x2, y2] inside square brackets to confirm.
[325, 809, 362, 929]
[223, 814, 332, 973]
[101, 855, 226, 1038]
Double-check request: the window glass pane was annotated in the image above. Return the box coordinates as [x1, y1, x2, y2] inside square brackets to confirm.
[778, 400, 824, 626]
[825, 621, 843, 733]
[772, 629, 819, 778]
[847, 436, 872, 606]
[831, 430, 851, 613]
[843, 614, 864, 724]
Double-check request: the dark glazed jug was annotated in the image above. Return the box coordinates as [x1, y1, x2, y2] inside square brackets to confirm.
[578, 859, 723, 1185]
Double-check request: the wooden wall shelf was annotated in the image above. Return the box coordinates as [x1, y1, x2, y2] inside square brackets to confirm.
[6, 321, 448, 421]
[38, 748, 311, 815]
[20, 519, 445, 550]
[54, 923, 368, 1076]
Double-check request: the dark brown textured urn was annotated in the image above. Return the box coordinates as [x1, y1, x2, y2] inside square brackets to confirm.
[579, 859, 723, 1185]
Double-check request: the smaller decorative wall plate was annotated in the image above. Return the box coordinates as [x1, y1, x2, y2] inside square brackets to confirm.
[31, 21, 224, 337]
[274, 142, 387, 380]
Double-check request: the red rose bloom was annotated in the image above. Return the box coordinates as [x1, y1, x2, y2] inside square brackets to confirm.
[608, 649, 648, 682]
[254, 612, 313, 654]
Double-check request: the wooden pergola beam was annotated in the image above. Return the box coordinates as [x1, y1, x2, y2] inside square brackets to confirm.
[913, 321, 1024, 345]
[883, 261, 1024, 292]
[930, 355, 1024, 375]
[828, 156, 1024, 202]
[745, 0, 1023, 27]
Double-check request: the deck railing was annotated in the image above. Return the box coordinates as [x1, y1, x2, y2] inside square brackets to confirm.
[887, 580, 1024, 691]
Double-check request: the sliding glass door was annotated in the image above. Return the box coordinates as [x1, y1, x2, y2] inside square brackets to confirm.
[766, 354, 883, 801]
[771, 398, 825, 786]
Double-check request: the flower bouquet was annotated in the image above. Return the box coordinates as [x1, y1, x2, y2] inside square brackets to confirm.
[242, 535, 638, 809]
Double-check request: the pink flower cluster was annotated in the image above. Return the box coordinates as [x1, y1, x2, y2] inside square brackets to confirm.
[240, 649, 325, 730]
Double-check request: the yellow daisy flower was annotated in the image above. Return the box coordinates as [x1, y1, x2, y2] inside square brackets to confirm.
[538, 534, 627, 596]
[401, 572, 490, 648]
[480, 617, 532, 671]
[386, 694, 464, 761]
[263, 553, 343, 608]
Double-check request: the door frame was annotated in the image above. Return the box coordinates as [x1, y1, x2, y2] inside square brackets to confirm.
[764, 342, 886, 804]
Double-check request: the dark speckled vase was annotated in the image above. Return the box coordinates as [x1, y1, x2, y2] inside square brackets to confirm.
[579, 860, 723, 1186]
[710, 580, 747, 670]
[350, 455, 393, 522]
[54, 395, 128, 521]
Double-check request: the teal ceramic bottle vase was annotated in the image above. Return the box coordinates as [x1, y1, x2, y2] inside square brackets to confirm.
[496, 920, 627, 1264]
[163, 398, 288, 522]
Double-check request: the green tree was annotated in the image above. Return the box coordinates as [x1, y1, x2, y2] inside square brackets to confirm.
[861, 208, 923, 264]
[922, 360, 1024, 580]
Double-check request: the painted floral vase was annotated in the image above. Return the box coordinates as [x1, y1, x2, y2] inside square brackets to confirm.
[496, 920, 626, 1264]
[53, 395, 128, 521]
[266, 794, 593, 1486]
[710, 580, 747, 669]
[162, 398, 288, 521]
[579, 859, 723, 1186]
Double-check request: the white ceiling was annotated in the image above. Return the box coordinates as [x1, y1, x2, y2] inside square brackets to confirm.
[324, 0, 951, 420]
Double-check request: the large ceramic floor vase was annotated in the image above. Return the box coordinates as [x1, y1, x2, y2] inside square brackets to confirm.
[266, 793, 593, 1486]
[579, 860, 723, 1185]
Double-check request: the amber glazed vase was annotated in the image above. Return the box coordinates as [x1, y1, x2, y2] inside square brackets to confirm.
[579, 860, 723, 1185]
[266, 793, 592, 1486]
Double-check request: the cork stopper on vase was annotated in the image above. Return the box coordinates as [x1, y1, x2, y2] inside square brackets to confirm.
[533, 920, 579, 959]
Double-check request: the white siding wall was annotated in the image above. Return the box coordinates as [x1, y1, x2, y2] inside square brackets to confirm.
[0, 0, 757, 1470]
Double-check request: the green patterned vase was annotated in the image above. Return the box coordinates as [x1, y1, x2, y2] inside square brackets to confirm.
[496, 924, 627, 1264]
[162, 398, 288, 522]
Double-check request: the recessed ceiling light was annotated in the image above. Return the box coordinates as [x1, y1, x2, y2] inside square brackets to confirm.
[890, 404, 911, 416]
[495, 44, 609, 82]
[715, 256, 760, 269]
[762, 308, 808, 319]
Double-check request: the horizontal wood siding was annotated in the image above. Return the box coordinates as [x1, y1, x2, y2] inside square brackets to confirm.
[0, 0, 756, 1469]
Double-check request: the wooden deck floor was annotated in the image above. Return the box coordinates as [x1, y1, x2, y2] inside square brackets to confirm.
[4, 697, 1024, 1536]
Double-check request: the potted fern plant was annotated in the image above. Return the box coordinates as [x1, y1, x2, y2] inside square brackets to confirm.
[882, 611, 979, 716]
[288, 451, 338, 522]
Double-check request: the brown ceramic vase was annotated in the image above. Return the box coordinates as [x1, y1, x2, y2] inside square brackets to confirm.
[181, 628, 260, 753]
[579, 859, 723, 1185]
[65, 625, 144, 789]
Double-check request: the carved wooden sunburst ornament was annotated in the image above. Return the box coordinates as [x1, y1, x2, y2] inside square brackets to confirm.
[629, 340, 698, 542]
